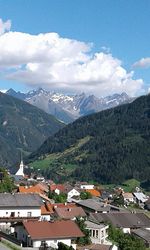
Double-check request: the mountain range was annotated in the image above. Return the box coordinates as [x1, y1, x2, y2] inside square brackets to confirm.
[28, 93, 150, 184]
[6, 88, 133, 124]
[0, 92, 64, 168]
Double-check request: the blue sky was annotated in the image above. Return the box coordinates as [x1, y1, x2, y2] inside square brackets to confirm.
[0, 0, 149, 96]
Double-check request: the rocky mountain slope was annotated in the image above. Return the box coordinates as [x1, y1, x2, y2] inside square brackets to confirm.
[0, 92, 64, 168]
[28, 94, 150, 184]
[6, 88, 132, 123]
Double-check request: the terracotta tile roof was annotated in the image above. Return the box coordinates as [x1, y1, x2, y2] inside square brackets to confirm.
[41, 202, 54, 215]
[19, 185, 44, 195]
[23, 220, 84, 240]
[50, 184, 65, 193]
[86, 189, 101, 197]
[52, 203, 76, 209]
[55, 207, 86, 219]
[36, 183, 49, 193]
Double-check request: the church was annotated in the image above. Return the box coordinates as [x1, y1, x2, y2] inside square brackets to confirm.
[15, 159, 24, 177]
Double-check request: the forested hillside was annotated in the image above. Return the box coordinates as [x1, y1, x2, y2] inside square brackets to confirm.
[0, 92, 64, 168]
[29, 94, 150, 184]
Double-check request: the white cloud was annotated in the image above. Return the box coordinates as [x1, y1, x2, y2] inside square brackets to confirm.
[133, 57, 150, 68]
[0, 19, 144, 96]
[0, 19, 11, 35]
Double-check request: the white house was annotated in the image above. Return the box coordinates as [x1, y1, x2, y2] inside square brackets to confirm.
[133, 192, 149, 208]
[80, 184, 94, 190]
[85, 220, 108, 244]
[14, 220, 84, 249]
[122, 192, 135, 205]
[0, 193, 42, 232]
[67, 188, 80, 201]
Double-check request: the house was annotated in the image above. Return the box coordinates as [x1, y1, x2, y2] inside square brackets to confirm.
[76, 199, 110, 214]
[133, 192, 149, 208]
[0, 193, 43, 232]
[89, 212, 150, 234]
[14, 220, 84, 249]
[18, 184, 50, 202]
[80, 184, 94, 190]
[67, 188, 80, 201]
[52, 203, 77, 209]
[86, 189, 101, 197]
[122, 192, 135, 205]
[50, 184, 65, 195]
[40, 202, 54, 221]
[85, 220, 108, 244]
[54, 206, 86, 220]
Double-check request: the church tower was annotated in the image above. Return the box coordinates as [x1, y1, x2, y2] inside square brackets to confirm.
[15, 157, 24, 177]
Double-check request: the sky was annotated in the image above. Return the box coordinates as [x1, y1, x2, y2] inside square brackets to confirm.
[0, 0, 149, 97]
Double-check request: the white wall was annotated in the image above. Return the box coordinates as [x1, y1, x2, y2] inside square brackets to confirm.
[15, 225, 76, 249]
[0, 208, 41, 218]
[33, 239, 72, 248]
[54, 189, 60, 195]
[40, 215, 51, 221]
[80, 185, 94, 190]
[122, 228, 130, 234]
[87, 226, 108, 244]
[67, 189, 80, 200]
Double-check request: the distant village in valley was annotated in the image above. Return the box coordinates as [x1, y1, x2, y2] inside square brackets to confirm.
[0, 159, 150, 250]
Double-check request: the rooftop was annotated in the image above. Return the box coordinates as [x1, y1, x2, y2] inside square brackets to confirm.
[55, 206, 86, 219]
[23, 220, 84, 240]
[122, 192, 134, 199]
[133, 192, 148, 203]
[86, 189, 101, 197]
[132, 228, 150, 243]
[77, 199, 110, 212]
[0, 193, 42, 207]
[50, 184, 65, 193]
[89, 212, 150, 228]
[85, 220, 108, 230]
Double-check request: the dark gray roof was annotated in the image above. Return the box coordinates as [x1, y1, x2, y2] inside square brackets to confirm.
[89, 213, 150, 228]
[77, 199, 110, 212]
[0, 193, 43, 207]
[132, 228, 150, 243]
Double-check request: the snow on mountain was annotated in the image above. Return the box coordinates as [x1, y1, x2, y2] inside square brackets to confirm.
[6, 88, 133, 124]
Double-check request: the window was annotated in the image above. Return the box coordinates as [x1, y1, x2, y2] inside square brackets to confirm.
[11, 212, 15, 217]
[96, 230, 99, 238]
[27, 212, 32, 217]
[92, 230, 95, 238]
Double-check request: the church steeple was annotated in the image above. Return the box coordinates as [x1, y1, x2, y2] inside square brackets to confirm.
[15, 154, 24, 177]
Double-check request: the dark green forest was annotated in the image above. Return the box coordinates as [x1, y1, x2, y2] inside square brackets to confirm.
[0, 92, 64, 168]
[29, 94, 150, 184]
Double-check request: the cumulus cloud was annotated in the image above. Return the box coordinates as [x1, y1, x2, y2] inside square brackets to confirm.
[0, 19, 144, 96]
[133, 57, 150, 68]
[0, 19, 11, 35]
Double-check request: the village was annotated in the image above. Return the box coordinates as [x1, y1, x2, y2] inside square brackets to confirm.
[0, 160, 150, 250]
